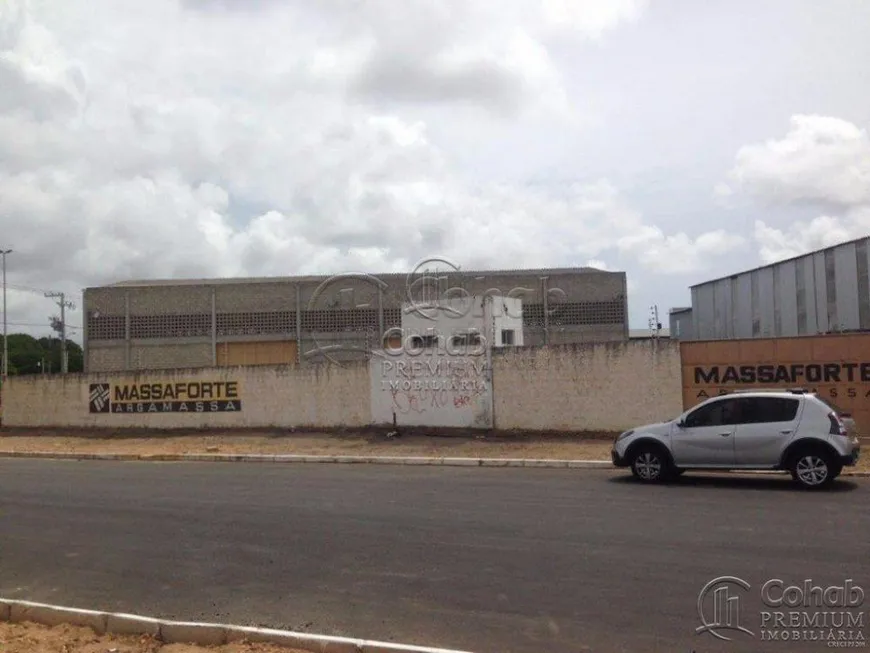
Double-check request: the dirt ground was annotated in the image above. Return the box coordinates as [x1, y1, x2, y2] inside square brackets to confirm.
[0, 429, 615, 461]
[0, 621, 312, 653]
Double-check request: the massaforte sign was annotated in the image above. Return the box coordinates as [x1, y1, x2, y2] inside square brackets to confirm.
[89, 380, 242, 414]
[690, 361, 870, 401]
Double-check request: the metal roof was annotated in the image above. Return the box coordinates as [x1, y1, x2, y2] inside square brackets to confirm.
[689, 234, 870, 289]
[92, 266, 622, 289]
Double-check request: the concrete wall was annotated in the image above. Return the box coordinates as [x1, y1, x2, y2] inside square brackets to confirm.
[492, 340, 683, 432]
[5, 340, 679, 434]
[2, 363, 370, 429]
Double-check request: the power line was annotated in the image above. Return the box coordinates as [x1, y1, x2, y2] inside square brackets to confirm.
[5, 321, 81, 330]
[5, 283, 58, 295]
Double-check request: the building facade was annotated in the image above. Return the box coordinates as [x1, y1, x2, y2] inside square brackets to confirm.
[83, 267, 628, 372]
[677, 236, 870, 341]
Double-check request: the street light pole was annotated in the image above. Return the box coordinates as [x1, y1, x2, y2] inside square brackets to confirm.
[1, 249, 11, 381]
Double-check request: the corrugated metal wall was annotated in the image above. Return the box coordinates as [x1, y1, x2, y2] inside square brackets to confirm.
[691, 237, 870, 340]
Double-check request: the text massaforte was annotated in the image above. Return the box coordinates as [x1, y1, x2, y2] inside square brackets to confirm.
[112, 381, 240, 401]
[692, 361, 870, 400]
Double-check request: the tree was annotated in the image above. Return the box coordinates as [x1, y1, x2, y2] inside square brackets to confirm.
[1, 333, 84, 376]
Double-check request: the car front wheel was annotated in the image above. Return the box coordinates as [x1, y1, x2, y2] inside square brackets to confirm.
[630, 446, 671, 483]
[790, 450, 837, 489]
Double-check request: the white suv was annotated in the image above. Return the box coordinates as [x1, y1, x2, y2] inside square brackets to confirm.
[611, 390, 860, 489]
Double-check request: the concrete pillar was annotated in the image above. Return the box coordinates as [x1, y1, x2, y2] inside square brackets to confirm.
[211, 286, 217, 366]
[295, 284, 302, 364]
[124, 290, 131, 370]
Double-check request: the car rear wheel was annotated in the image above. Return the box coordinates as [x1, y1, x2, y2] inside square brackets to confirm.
[789, 449, 837, 489]
[630, 445, 671, 483]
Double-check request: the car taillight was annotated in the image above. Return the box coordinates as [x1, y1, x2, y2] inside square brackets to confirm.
[829, 412, 848, 436]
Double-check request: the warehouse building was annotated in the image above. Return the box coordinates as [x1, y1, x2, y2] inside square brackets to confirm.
[673, 235, 870, 341]
[82, 267, 629, 372]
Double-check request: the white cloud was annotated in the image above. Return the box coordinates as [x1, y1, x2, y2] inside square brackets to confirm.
[540, 0, 648, 35]
[617, 227, 745, 274]
[726, 114, 870, 207]
[0, 0, 763, 339]
[721, 114, 870, 264]
[754, 209, 870, 264]
[713, 182, 733, 196]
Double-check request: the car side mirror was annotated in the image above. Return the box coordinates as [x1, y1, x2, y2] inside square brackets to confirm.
[676, 419, 686, 428]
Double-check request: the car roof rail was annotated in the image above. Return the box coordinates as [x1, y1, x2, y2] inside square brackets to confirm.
[725, 387, 809, 395]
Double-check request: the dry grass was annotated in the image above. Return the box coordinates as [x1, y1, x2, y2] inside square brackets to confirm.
[0, 621, 312, 653]
[0, 429, 615, 461]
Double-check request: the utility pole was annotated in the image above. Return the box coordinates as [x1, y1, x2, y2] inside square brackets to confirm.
[1, 248, 11, 381]
[648, 304, 662, 339]
[46, 291, 75, 374]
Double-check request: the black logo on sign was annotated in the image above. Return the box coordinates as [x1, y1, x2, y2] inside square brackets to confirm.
[89, 384, 111, 413]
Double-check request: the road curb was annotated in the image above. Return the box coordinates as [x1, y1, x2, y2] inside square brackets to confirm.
[0, 450, 865, 476]
[0, 598, 475, 653]
[0, 450, 612, 469]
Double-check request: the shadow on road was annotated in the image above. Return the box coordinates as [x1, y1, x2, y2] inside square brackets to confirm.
[607, 472, 861, 493]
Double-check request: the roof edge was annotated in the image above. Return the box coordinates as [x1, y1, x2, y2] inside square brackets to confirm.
[689, 234, 870, 288]
[86, 266, 626, 290]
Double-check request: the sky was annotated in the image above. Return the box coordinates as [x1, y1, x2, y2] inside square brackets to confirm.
[1, 0, 870, 342]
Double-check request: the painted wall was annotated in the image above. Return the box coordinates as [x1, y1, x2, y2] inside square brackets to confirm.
[2, 363, 370, 429]
[492, 340, 683, 432]
[681, 333, 870, 433]
[4, 340, 680, 433]
[492, 297, 524, 347]
[370, 352, 493, 428]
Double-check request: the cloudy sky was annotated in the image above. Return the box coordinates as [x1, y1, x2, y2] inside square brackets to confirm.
[1, 0, 870, 341]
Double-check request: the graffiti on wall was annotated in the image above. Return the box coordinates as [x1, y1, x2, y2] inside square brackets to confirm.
[380, 359, 487, 412]
[89, 380, 242, 414]
[371, 356, 492, 428]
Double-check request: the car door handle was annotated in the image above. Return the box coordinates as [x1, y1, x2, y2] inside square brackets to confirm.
[719, 432, 732, 437]
[780, 430, 793, 435]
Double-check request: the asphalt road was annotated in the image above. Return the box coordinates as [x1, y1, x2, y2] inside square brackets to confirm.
[1, 460, 868, 653]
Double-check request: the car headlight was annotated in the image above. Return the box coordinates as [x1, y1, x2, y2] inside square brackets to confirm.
[616, 429, 634, 442]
